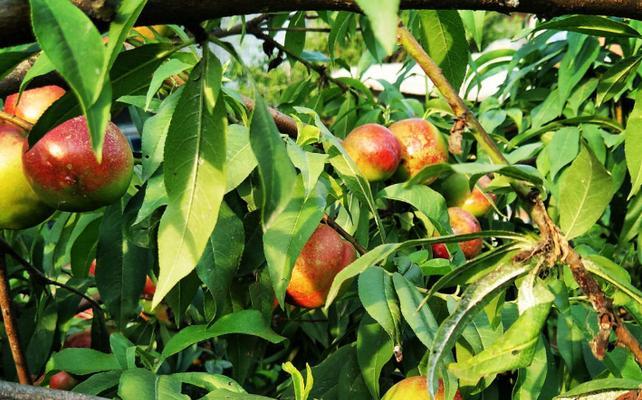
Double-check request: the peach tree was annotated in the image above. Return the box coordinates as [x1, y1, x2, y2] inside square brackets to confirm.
[0, 0, 642, 399]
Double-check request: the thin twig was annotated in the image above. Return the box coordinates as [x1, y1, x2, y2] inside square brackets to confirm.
[397, 23, 642, 367]
[0, 251, 32, 385]
[0, 111, 33, 131]
[0, 238, 103, 311]
[322, 214, 367, 255]
[245, 27, 353, 94]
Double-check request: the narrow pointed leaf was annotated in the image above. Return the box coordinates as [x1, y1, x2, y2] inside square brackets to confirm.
[159, 310, 285, 363]
[154, 50, 226, 308]
[357, 314, 393, 399]
[625, 90, 642, 199]
[353, 0, 400, 54]
[426, 258, 533, 398]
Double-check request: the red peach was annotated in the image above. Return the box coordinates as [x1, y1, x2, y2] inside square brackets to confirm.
[343, 123, 401, 182]
[388, 118, 448, 184]
[432, 207, 483, 260]
[0, 124, 53, 229]
[382, 376, 462, 400]
[4, 85, 65, 124]
[286, 224, 357, 308]
[49, 371, 77, 391]
[23, 116, 133, 212]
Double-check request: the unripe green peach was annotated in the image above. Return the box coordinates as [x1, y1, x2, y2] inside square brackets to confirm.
[388, 118, 448, 183]
[343, 123, 401, 182]
[286, 224, 357, 308]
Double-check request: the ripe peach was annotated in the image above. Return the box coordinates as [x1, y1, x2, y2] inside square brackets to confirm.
[382, 376, 462, 400]
[23, 116, 133, 212]
[388, 118, 448, 183]
[0, 124, 53, 229]
[64, 329, 91, 349]
[441, 174, 496, 217]
[432, 207, 483, 260]
[49, 371, 77, 391]
[343, 123, 401, 182]
[286, 224, 357, 308]
[4, 85, 65, 124]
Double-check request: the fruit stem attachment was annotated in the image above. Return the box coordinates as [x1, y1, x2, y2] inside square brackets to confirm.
[397, 23, 642, 368]
[0, 111, 33, 131]
[322, 214, 367, 255]
[0, 251, 32, 385]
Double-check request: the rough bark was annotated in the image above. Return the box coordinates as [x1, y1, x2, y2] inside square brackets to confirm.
[0, 381, 107, 400]
[2, 0, 642, 47]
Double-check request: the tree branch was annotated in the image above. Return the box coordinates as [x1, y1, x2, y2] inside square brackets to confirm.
[3, 0, 642, 47]
[0, 380, 107, 400]
[397, 23, 642, 367]
[0, 253, 31, 385]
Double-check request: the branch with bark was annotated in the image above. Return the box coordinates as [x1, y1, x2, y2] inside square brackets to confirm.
[0, 380, 107, 400]
[397, 24, 642, 366]
[3, 0, 642, 47]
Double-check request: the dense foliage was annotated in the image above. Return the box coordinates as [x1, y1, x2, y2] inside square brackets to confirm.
[2, 1, 642, 399]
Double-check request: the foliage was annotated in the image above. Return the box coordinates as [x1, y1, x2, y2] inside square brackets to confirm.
[2, 3, 642, 400]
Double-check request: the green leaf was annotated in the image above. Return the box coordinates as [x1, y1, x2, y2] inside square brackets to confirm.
[158, 310, 285, 364]
[263, 178, 327, 305]
[144, 58, 193, 111]
[141, 88, 183, 181]
[53, 348, 120, 375]
[30, 0, 110, 153]
[556, 378, 642, 399]
[353, 0, 400, 54]
[296, 108, 385, 241]
[531, 89, 563, 129]
[419, 10, 469, 90]
[251, 95, 297, 227]
[196, 202, 244, 319]
[200, 391, 275, 400]
[583, 255, 642, 308]
[533, 15, 642, 38]
[547, 127, 580, 179]
[96, 200, 151, 327]
[393, 273, 439, 348]
[448, 276, 554, 383]
[104, 0, 148, 68]
[19, 52, 55, 94]
[285, 12, 306, 63]
[154, 50, 226, 308]
[287, 142, 328, 198]
[72, 370, 122, 396]
[119, 369, 189, 400]
[133, 170, 168, 225]
[378, 183, 464, 263]
[426, 259, 534, 398]
[558, 34, 599, 102]
[512, 337, 548, 400]
[282, 362, 314, 400]
[458, 11, 485, 50]
[170, 372, 244, 393]
[70, 217, 101, 277]
[225, 124, 258, 193]
[357, 314, 393, 399]
[325, 232, 524, 307]
[559, 145, 614, 239]
[625, 90, 642, 199]
[596, 55, 642, 107]
[407, 162, 543, 187]
[30, 43, 175, 147]
[358, 267, 401, 344]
